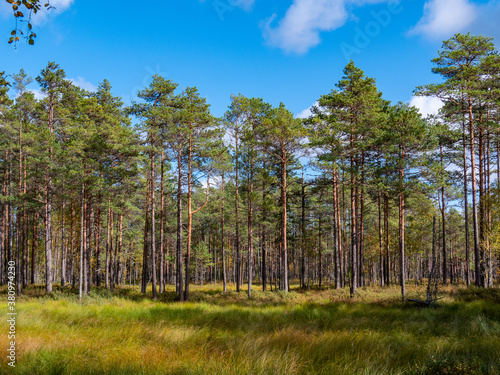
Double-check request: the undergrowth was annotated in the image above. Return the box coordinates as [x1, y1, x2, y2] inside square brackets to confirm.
[0, 283, 498, 374]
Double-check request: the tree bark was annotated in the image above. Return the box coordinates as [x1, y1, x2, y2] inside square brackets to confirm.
[463, 118, 471, 286]
[176, 151, 183, 300]
[468, 100, 481, 287]
[399, 147, 406, 300]
[280, 155, 288, 292]
[350, 132, 357, 297]
[151, 139, 158, 300]
[235, 135, 240, 293]
[440, 144, 447, 285]
[221, 173, 227, 293]
[159, 149, 165, 294]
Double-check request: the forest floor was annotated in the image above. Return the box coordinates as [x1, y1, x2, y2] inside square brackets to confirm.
[0, 282, 499, 374]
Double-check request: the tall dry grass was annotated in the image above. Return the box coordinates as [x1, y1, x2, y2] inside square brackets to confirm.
[0, 283, 498, 374]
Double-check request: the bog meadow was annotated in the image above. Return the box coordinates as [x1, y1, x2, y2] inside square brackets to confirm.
[1, 1, 500, 374]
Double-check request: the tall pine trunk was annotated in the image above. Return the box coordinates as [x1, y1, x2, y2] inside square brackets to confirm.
[463, 118, 471, 286]
[176, 151, 183, 300]
[399, 147, 406, 300]
[159, 150, 165, 294]
[151, 140, 157, 300]
[468, 101, 481, 287]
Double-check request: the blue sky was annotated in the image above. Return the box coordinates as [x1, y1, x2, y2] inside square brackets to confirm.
[1, 0, 499, 118]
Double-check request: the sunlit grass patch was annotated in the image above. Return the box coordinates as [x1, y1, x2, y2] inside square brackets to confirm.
[0, 283, 498, 374]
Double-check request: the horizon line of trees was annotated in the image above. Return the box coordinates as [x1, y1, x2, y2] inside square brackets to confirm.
[1, 33, 499, 301]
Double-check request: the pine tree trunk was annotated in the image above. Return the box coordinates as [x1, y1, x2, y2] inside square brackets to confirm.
[350, 133, 357, 297]
[280, 156, 288, 292]
[463, 118, 471, 286]
[440, 144, 447, 285]
[318, 212, 322, 288]
[82, 188, 88, 294]
[141, 177, 150, 294]
[95, 195, 102, 287]
[333, 169, 341, 290]
[247, 148, 254, 297]
[184, 138, 193, 301]
[399, 147, 406, 300]
[478, 127, 485, 287]
[151, 140, 157, 300]
[117, 214, 123, 286]
[469, 101, 482, 287]
[86, 194, 93, 294]
[221, 173, 227, 293]
[301, 174, 306, 289]
[61, 198, 66, 287]
[378, 191, 384, 287]
[359, 151, 365, 287]
[31, 211, 37, 285]
[176, 151, 183, 300]
[235, 136, 240, 293]
[105, 198, 111, 289]
[159, 150, 165, 294]
[79, 183, 84, 301]
[45, 175, 52, 293]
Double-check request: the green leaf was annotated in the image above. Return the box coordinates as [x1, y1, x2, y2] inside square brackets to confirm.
[8, 37, 14, 44]
[11, 30, 16, 35]
[13, 4, 18, 10]
[28, 39, 34, 45]
[28, 23, 32, 30]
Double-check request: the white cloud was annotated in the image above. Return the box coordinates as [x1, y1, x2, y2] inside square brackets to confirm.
[70, 77, 97, 92]
[296, 102, 318, 119]
[410, 96, 444, 118]
[262, 0, 349, 54]
[262, 0, 391, 54]
[30, 89, 47, 100]
[410, 0, 500, 51]
[28, 0, 74, 26]
[0, 0, 73, 25]
[409, 0, 478, 39]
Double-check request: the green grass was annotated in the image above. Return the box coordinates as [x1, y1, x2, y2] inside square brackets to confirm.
[0, 283, 499, 374]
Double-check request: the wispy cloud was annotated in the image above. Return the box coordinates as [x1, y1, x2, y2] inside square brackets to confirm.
[70, 76, 97, 92]
[261, 0, 391, 54]
[409, 0, 477, 39]
[30, 89, 47, 100]
[31, 0, 74, 26]
[0, 0, 74, 24]
[296, 102, 318, 119]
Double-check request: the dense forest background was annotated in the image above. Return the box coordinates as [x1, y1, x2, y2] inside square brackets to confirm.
[1, 33, 499, 302]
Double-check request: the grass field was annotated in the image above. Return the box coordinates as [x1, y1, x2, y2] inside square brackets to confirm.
[0, 283, 499, 374]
